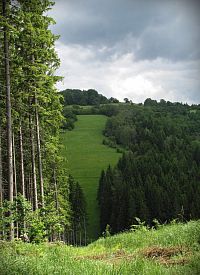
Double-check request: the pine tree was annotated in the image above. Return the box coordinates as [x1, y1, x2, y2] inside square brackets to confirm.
[0, 0, 70, 242]
[68, 175, 87, 245]
[2, 0, 14, 240]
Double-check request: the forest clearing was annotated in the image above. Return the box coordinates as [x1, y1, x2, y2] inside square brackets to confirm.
[61, 115, 121, 240]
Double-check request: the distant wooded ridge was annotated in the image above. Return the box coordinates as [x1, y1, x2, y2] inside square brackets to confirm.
[60, 89, 199, 107]
[60, 89, 119, 106]
[60, 89, 200, 131]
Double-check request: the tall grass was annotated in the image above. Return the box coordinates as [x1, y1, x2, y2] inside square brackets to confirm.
[0, 220, 199, 275]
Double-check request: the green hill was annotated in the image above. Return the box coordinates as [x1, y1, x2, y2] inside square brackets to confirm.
[1, 220, 200, 274]
[61, 115, 121, 240]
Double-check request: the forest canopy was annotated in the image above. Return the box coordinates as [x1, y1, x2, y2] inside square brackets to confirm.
[98, 101, 200, 234]
[61, 89, 119, 106]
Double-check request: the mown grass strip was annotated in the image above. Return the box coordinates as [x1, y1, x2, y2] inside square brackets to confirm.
[61, 115, 121, 240]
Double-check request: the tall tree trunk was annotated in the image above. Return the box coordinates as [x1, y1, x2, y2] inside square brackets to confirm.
[29, 114, 38, 210]
[12, 132, 17, 198]
[29, 54, 38, 211]
[12, 132, 19, 238]
[0, 123, 2, 207]
[53, 167, 58, 210]
[19, 121, 25, 197]
[3, 0, 14, 240]
[79, 229, 81, 246]
[19, 121, 26, 232]
[84, 216, 87, 246]
[0, 124, 4, 240]
[0, 67, 3, 239]
[28, 173, 33, 209]
[35, 95, 44, 207]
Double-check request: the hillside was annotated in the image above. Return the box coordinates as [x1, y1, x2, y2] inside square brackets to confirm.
[98, 102, 200, 234]
[1, 220, 199, 274]
[61, 115, 121, 240]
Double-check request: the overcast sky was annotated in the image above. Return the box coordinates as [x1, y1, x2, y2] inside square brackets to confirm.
[49, 0, 200, 104]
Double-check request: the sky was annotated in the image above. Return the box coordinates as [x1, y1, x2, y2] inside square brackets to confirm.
[49, 0, 200, 104]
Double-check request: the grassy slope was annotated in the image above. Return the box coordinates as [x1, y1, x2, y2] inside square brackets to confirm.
[61, 115, 121, 240]
[1, 221, 200, 274]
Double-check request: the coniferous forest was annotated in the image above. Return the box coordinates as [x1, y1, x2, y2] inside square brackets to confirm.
[98, 100, 200, 234]
[0, 0, 87, 244]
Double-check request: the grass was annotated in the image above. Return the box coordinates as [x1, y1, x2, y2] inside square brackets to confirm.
[61, 115, 121, 241]
[1, 220, 200, 274]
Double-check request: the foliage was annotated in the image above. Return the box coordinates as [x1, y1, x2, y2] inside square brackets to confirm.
[61, 89, 119, 106]
[61, 107, 77, 130]
[68, 175, 87, 245]
[0, 195, 69, 243]
[0, 0, 70, 242]
[98, 101, 200, 233]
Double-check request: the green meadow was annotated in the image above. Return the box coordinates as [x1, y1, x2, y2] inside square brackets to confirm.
[1, 220, 199, 274]
[61, 115, 121, 240]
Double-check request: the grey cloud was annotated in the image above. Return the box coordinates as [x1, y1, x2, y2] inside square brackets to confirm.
[55, 40, 200, 104]
[51, 0, 150, 45]
[50, 0, 200, 62]
[51, 0, 200, 104]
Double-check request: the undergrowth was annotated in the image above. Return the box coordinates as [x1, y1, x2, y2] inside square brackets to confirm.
[0, 220, 200, 275]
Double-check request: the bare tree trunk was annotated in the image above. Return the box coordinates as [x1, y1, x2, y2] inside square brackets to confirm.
[18, 122, 26, 232]
[72, 225, 75, 246]
[19, 120, 26, 234]
[3, 0, 14, 240]
[12, 132, 19, 238]
[0, 123, 2, 207]
[63, 226, 66, 243]
[67, 230, 69, 244]
[35, 95, 44, 207]
[84, 216, 87, 246]
[0, 28, 4, 241]
[53, 167, 58, 210]
[12, 132, 17, 198]
[70, 230, 73, 245]
[19, 121, 25, 197]
[29, 54, 38, 211]
[27, 174, 30, 201]
[28, 173, 33, 210]
[79, 229, 81, 246]
[29, 114, 38, 210]
[0, 123, 4, 240]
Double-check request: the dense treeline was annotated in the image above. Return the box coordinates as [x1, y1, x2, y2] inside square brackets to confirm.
[61, 89, 119, 106]
[61, 89, 119, 130]
[0, 0, 66, 242]
[68, 175, 87, 245]
[0, 0, 87, 243]
[98, 100, 200, 234]
[62, 103, 120, 130]
[62, 104, 120, 130]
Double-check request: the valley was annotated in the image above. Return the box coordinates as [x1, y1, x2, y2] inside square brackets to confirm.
[61, 115, 121, 240]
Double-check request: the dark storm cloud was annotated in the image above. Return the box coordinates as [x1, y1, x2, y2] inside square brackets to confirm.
[51, 0, 200, 61]
[50, 0, 200, 104]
